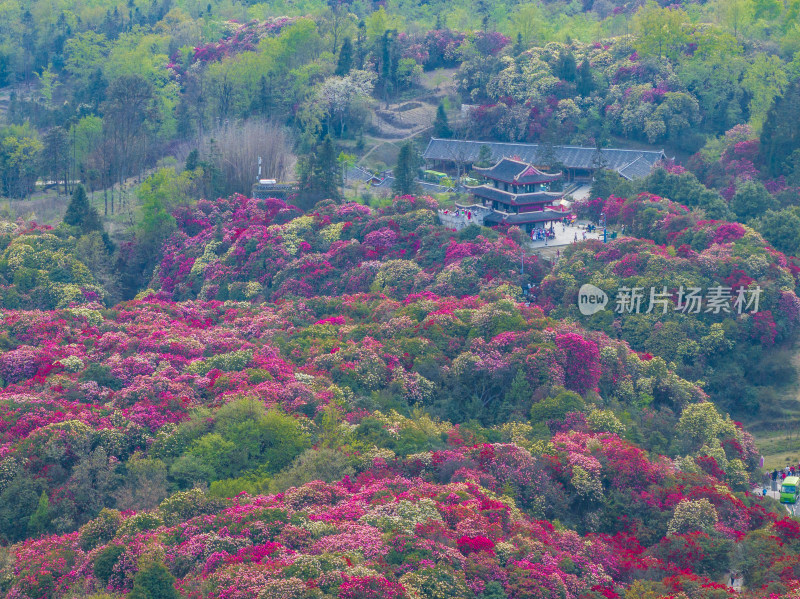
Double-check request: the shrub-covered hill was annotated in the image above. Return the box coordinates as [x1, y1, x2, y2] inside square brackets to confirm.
[0, 293, 752, 543]
[544, 192, 800, 414]
[0, 429, 791, 599]
[0, 221, 113, 310]
[0, 193, 797, 599]
[146, 195, 546, 303]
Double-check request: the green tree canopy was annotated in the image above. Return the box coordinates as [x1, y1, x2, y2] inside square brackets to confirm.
[63, 185, 103, 234]
[730, 179, 778, 221]
[392, 141, 422, 196]
[433, 104, 452, 138]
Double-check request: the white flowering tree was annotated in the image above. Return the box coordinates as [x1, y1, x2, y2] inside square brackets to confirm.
[315, 69, 376, 138]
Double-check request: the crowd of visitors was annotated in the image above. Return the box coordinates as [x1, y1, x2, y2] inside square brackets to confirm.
[769, 466, 800, 490]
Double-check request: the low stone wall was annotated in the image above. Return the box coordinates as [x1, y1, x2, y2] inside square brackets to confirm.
[438, 211, 476, 231]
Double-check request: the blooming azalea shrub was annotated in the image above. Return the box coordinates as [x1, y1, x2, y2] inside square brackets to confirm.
[0, 221, 107, 309]
[0, 194, 792, 599]
[166, 18, 298, 78]
[543, 193, 800, 413]
[0, 432, 786, 599]
[148, 194, 545, 303]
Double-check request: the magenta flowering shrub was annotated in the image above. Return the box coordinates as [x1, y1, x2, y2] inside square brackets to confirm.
[0, 430, 785, 599]
[546, 192, 800, 412]
[555, 332, 601, 394]
[149, 194, 545, 303]
[0, 193, 793, 598]
[167, 18, 297, 78]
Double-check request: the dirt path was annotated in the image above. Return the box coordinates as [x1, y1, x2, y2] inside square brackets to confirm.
[358, 125, 433, 165]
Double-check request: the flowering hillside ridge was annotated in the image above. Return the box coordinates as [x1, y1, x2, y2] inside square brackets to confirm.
[0, 430, 787, 599]
[0, 194, 796, 599]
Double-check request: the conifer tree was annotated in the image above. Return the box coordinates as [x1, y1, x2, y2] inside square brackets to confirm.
[513, 33, 525, 55]
[314, 136, 342, 201]
[335, 37, 353, 76]
[392, 142, 421, 196]
[578, 57, 594, 97]
[761, 78, 800, 177]
[433, 104, 452, 138]
[555, 47, 577, 82]
[298, 137, 342, 206]
[63, 184, 103, 234]
[476, 144, 494, 167]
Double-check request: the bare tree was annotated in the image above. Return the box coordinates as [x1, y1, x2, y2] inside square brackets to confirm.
[446, 112, 480, 183]
[102, 75, 157, 211]
[201, 120, 296, 196]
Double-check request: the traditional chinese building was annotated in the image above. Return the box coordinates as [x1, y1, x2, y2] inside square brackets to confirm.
[468, 157, 566, 231]
[423, 138, 667, 182]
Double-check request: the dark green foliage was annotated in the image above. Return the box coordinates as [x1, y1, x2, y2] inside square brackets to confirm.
[730, 179, 778, 221]
[588, 170, 633, 202]
[499, 370, 534, 421]
[378, 29, 398, 101]
[79, 363, 123, 391]
[433, 104, 451, 138]
[577, 57, 593, 97]
[392, 141, 422, 196]
[761, 78, 800, 177]
[63, 185, 103, 234]
[335, 37, 353, 76]
[298, 136, 342, 207]
[93, 545, 126, 585]
[0, 473, 42, 542]
[482, 581, 509, 599]
[41, 126, 70, 196]
[476, 144, 494, 168]
[754, 208, 800, 256]
[554, 47, 577, 82]
[128, 561, 179, 599]
[184, 149, 199, 172]
[641, 169, 732, 220]
[513, 33, 524, 56]
[529, 388, 585, 424]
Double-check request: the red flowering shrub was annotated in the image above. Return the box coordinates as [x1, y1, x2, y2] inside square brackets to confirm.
[555, 333, 601, 394]
[457, 535, 495, 555]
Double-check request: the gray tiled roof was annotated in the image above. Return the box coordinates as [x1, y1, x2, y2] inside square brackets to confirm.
[472, 185, 561, 205]
[473, 158, 560, 184]
[346, 165, 378, 183]
[424, 138, 667, 179]
[616, 155, 658, 180]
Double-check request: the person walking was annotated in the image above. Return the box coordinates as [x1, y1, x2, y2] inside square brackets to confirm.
[773, 469, 779, 491]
